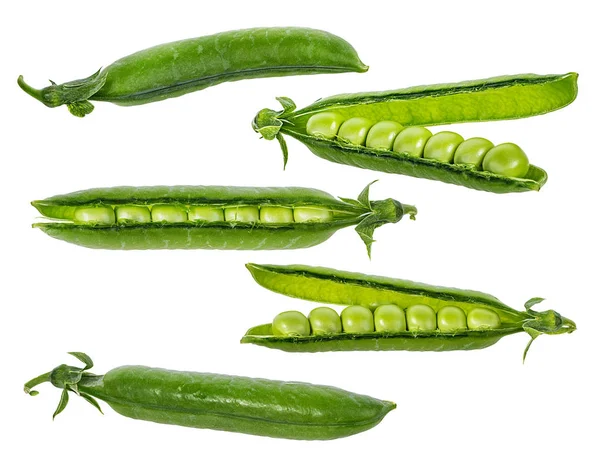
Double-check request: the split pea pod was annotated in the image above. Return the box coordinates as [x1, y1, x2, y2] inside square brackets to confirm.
[241, 264, 576, 360]
[31, 184, 416, 256]
[24, 353, 395, 440]
[18, 27, 367, 117]
[253, 73, 578, 193]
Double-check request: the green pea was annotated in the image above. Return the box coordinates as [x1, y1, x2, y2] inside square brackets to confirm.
[308, 307, 342, 335]
[392, 127, 433, 157]
[73, 206, 115, 225]
[341, 305, 374, 333]
[482, 143, 530, 178]
[365, 121, 404, 150]
[423, 131, 464, 163]
[406, 304, 436, 332]
[115, 205, 151, 224]
[224, 206, 259, 223]
[373, 304, 406, 332]
[272, 311, 311, 336]
[453, 137, 494, 169]
[293, 207, 334, 223]
[260, 206, 294, 223]
[151, 205, 188, 223]
[467, 308, 501, 330]
[188, 206, 224, 222]
[306, 112, 345, 139]
[337, 117, 374, 146]
[437, 306, 467, 333]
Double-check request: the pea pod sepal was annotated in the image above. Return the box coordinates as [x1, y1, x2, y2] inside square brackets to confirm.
[17, 70, 107, 117]
[241, 263, 576, 360]
[24, 352, 103, 418]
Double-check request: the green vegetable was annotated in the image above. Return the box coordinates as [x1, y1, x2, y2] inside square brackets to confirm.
[31, 184, 416, 256]
[241, 264, 576, 361]
[18, 27, 367, 117]
[24, 353, 395, 440]
[253, 73, 578, 192]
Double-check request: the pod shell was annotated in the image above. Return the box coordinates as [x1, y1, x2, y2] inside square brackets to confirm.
[284, 132, 547, 193]
[242, 263, 527, 352]
[93, 28, 368, 105]
[81, 366, 395, 440]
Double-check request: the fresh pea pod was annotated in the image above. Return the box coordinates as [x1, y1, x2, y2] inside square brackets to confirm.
[241, 264, 576, 361]
[253, 73, 578, 193]
[32, 184, 416, 256]
[18, 27, 367, 117]
[24, 353, 395, 440]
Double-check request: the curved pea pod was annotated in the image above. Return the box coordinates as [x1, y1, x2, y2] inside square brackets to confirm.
[18, 27, 367, 117]
[24, 353, 394, 440]
[31, 184, 416, 256]
[241, 264, 576, 361]
[253, 73, 578, 193]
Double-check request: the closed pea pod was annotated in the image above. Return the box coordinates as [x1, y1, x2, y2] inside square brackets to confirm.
[32, 184, 416, 256]
[18, 28, 367, 117]
[253, 73, 578, 192]
[24, 353, 395, 440]
[241, 264, 576, 361]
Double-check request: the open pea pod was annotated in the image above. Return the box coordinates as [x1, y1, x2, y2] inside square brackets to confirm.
[253, 73, 578, 193]
[242, 264, 576, 361]
[31, 184, 416, 256]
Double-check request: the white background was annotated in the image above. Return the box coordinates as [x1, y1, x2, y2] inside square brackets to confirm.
[2, 1, 598, 464]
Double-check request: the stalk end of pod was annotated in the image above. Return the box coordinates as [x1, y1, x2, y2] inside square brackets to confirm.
[17, 69, 107, 116]
[521, 300, 576, 362]
[252, 98, 297, 169]
[24, 352, 104, 418]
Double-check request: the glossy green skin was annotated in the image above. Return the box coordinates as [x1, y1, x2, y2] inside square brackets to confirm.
[241, 264, 552, 353]
[255, 73, 577, 193]
[18, 28, 367, 112]
[71, 366, 395, 440]
[32, 185, 410, 251]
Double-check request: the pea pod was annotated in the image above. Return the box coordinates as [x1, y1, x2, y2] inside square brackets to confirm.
[18, 27, 367, 117]
[253, 73, 578, 193]
[241, 264, 576, 360]
[32, 184, 416, 256]
[24, 353, 395, 440]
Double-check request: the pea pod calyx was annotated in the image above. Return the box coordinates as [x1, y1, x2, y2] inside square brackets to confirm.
[241, 264, 576, 360]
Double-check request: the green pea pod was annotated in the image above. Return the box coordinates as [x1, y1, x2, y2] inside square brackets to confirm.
[32, 184, 416, 256]
[242, 264, 576, 361]
[17, 27, 367, 117]
[24, 353, 395, 440]
[253, 73, 578, 193]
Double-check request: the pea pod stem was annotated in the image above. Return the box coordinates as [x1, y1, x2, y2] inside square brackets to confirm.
[241, 264, 576, 360]
[253, 73, 578, 193]
[25, 353, 395, 440]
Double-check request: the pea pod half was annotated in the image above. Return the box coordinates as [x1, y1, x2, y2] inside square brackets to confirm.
[24, 353, 395, 440]
[32, 184, 416, 256]
[253, 73, 578, 193]
[18, 27, 367, 117]
[242, 264, 576, 360]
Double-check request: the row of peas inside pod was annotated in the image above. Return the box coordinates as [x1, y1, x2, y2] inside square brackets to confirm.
[306, 113, 530, 178]
[272, 304, 501, 337]
[70, 203, 332, 225]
